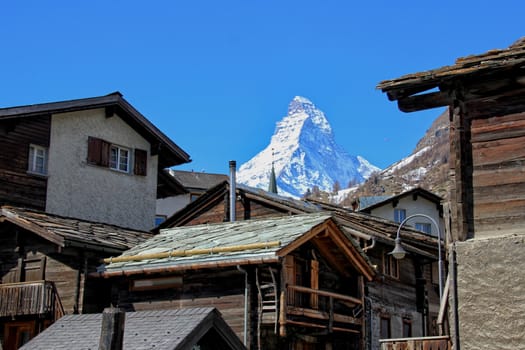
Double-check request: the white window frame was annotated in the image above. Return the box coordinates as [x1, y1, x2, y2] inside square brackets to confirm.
[28, 144, 48, 175]
[109, 145, 130, 173]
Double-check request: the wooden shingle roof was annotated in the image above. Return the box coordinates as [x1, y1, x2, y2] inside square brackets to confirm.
[0, 206, 153, 253]
[158, 181, 440, 258]
[0, 91, 190, 168]
[377, 37, 525, 113]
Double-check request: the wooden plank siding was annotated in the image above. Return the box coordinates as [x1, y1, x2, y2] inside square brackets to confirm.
[116, 268, 248, 341]
[181, 194, 292, 226]
[470, 112, 525, 237]
[0, 116, 50, 209]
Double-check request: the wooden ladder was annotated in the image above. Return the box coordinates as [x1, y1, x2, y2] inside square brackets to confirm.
[256, 266, 279, 348]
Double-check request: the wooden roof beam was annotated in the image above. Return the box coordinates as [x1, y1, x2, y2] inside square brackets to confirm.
[397, 91, 452, 113]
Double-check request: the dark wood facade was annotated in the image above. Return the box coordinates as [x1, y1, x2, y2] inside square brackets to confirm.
[377, 37, 525, 350]
[377, 38, 525, 242]
[155, 183, 442, 349]
[100, 214, 376, 350]
[0, 206, 151, 350]
[0, 115, 50, 209]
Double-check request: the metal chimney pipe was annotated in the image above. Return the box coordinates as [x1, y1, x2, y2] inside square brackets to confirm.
[229, 160, 236, 222]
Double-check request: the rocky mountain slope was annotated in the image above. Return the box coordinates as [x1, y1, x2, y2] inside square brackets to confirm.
[341, 109, 450, 206]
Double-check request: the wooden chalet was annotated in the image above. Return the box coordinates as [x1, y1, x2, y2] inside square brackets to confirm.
[377, 37, 525, 349]
[96, 213, 376, 349]
[149, 181, 443, 349]
[0, 206, 152, 350]
[20, 307, 246, 350]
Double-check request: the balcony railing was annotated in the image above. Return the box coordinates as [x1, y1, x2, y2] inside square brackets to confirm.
[379, 336, 451, 350]
[279, 285, 363, 334]
[0, 280, 64, 320]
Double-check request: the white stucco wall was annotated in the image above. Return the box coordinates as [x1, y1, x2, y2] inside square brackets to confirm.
[156, 194, 190, 218]
[46, 109, 158, 231]
[370, 196, 444, 238]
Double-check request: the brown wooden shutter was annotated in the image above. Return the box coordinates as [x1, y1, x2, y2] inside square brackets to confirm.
[87, 137, 110, 167]
[134, 149, 147, 176]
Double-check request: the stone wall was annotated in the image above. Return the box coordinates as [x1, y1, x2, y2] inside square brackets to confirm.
[455, 233, 525, 350]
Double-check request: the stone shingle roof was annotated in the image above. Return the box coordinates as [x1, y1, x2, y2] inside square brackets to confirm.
[1, 206, 153, 253]
[100, 212, 335, 275]
[20, 307, 245, 350]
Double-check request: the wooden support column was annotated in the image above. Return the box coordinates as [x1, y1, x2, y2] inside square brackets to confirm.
[279, 291, 287, 337]
[99, 308, 125, 350]
[310, 260, 319, 309]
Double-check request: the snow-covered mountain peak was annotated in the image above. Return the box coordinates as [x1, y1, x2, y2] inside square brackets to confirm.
[237, 97, 380, 198]
[285, 96, 331, 134]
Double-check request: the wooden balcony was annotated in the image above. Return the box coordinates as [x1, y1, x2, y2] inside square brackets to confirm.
[0, 280, 64, 320]
[380, 336, 451, 350]
[277, 285, 363, 335]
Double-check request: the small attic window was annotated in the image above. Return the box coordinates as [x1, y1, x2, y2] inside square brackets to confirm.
[28, 144, 48, 175]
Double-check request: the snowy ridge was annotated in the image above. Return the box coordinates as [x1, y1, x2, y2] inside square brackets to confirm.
[237, 96, 380, 198]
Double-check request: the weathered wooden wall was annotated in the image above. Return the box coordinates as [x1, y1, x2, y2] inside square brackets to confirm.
[116, 268, 249, 341]
[182, 195, 291, 226]
[366, 244, 440, 349]
[469, 111, 525, 238]
[0, 225, 112, 315]
[0, 116, 50, 209]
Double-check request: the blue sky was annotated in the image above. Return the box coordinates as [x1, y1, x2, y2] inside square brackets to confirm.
[1, 1, 523, 174]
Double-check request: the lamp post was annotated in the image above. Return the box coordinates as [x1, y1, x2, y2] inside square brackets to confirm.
[389, 213, 443, 302]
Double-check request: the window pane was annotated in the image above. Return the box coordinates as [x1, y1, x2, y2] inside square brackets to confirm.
[403, 320, 412, 337]
[119, 149, 129, 171]
[394, 209, 406, 223]
[110, 147, 118, 169]
[380, 317, 391, 339]
[415, 223, 432, 234]
[28, 145, 47, 175]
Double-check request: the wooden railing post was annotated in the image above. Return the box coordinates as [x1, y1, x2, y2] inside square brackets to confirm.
[328, 296, 334, 333]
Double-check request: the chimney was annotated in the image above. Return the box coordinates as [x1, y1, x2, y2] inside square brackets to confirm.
[99, 307, 125, 350]
[229, 160, 236, 222]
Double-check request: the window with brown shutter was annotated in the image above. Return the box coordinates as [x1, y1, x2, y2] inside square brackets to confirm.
[134, 148, 147, 176]
[87, 137, 110, 167]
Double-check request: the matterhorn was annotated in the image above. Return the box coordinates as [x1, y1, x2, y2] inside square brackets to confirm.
[237, 96, 379, 198]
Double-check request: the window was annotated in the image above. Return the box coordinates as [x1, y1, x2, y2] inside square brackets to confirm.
[110, 145, 130, 172]
[380, 316, 391, 339]
[394, 208, 406, 223]
[28, 144, 48, 175]
[4, 321, 35, 349]
[403, 318, 412, 337]
[415, 222, 432, 234]
[383, 252, 399, 279]
[87, 137, 147, 176]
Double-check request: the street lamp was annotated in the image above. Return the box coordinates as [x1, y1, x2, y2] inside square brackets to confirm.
[389, 213, 444, 301]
